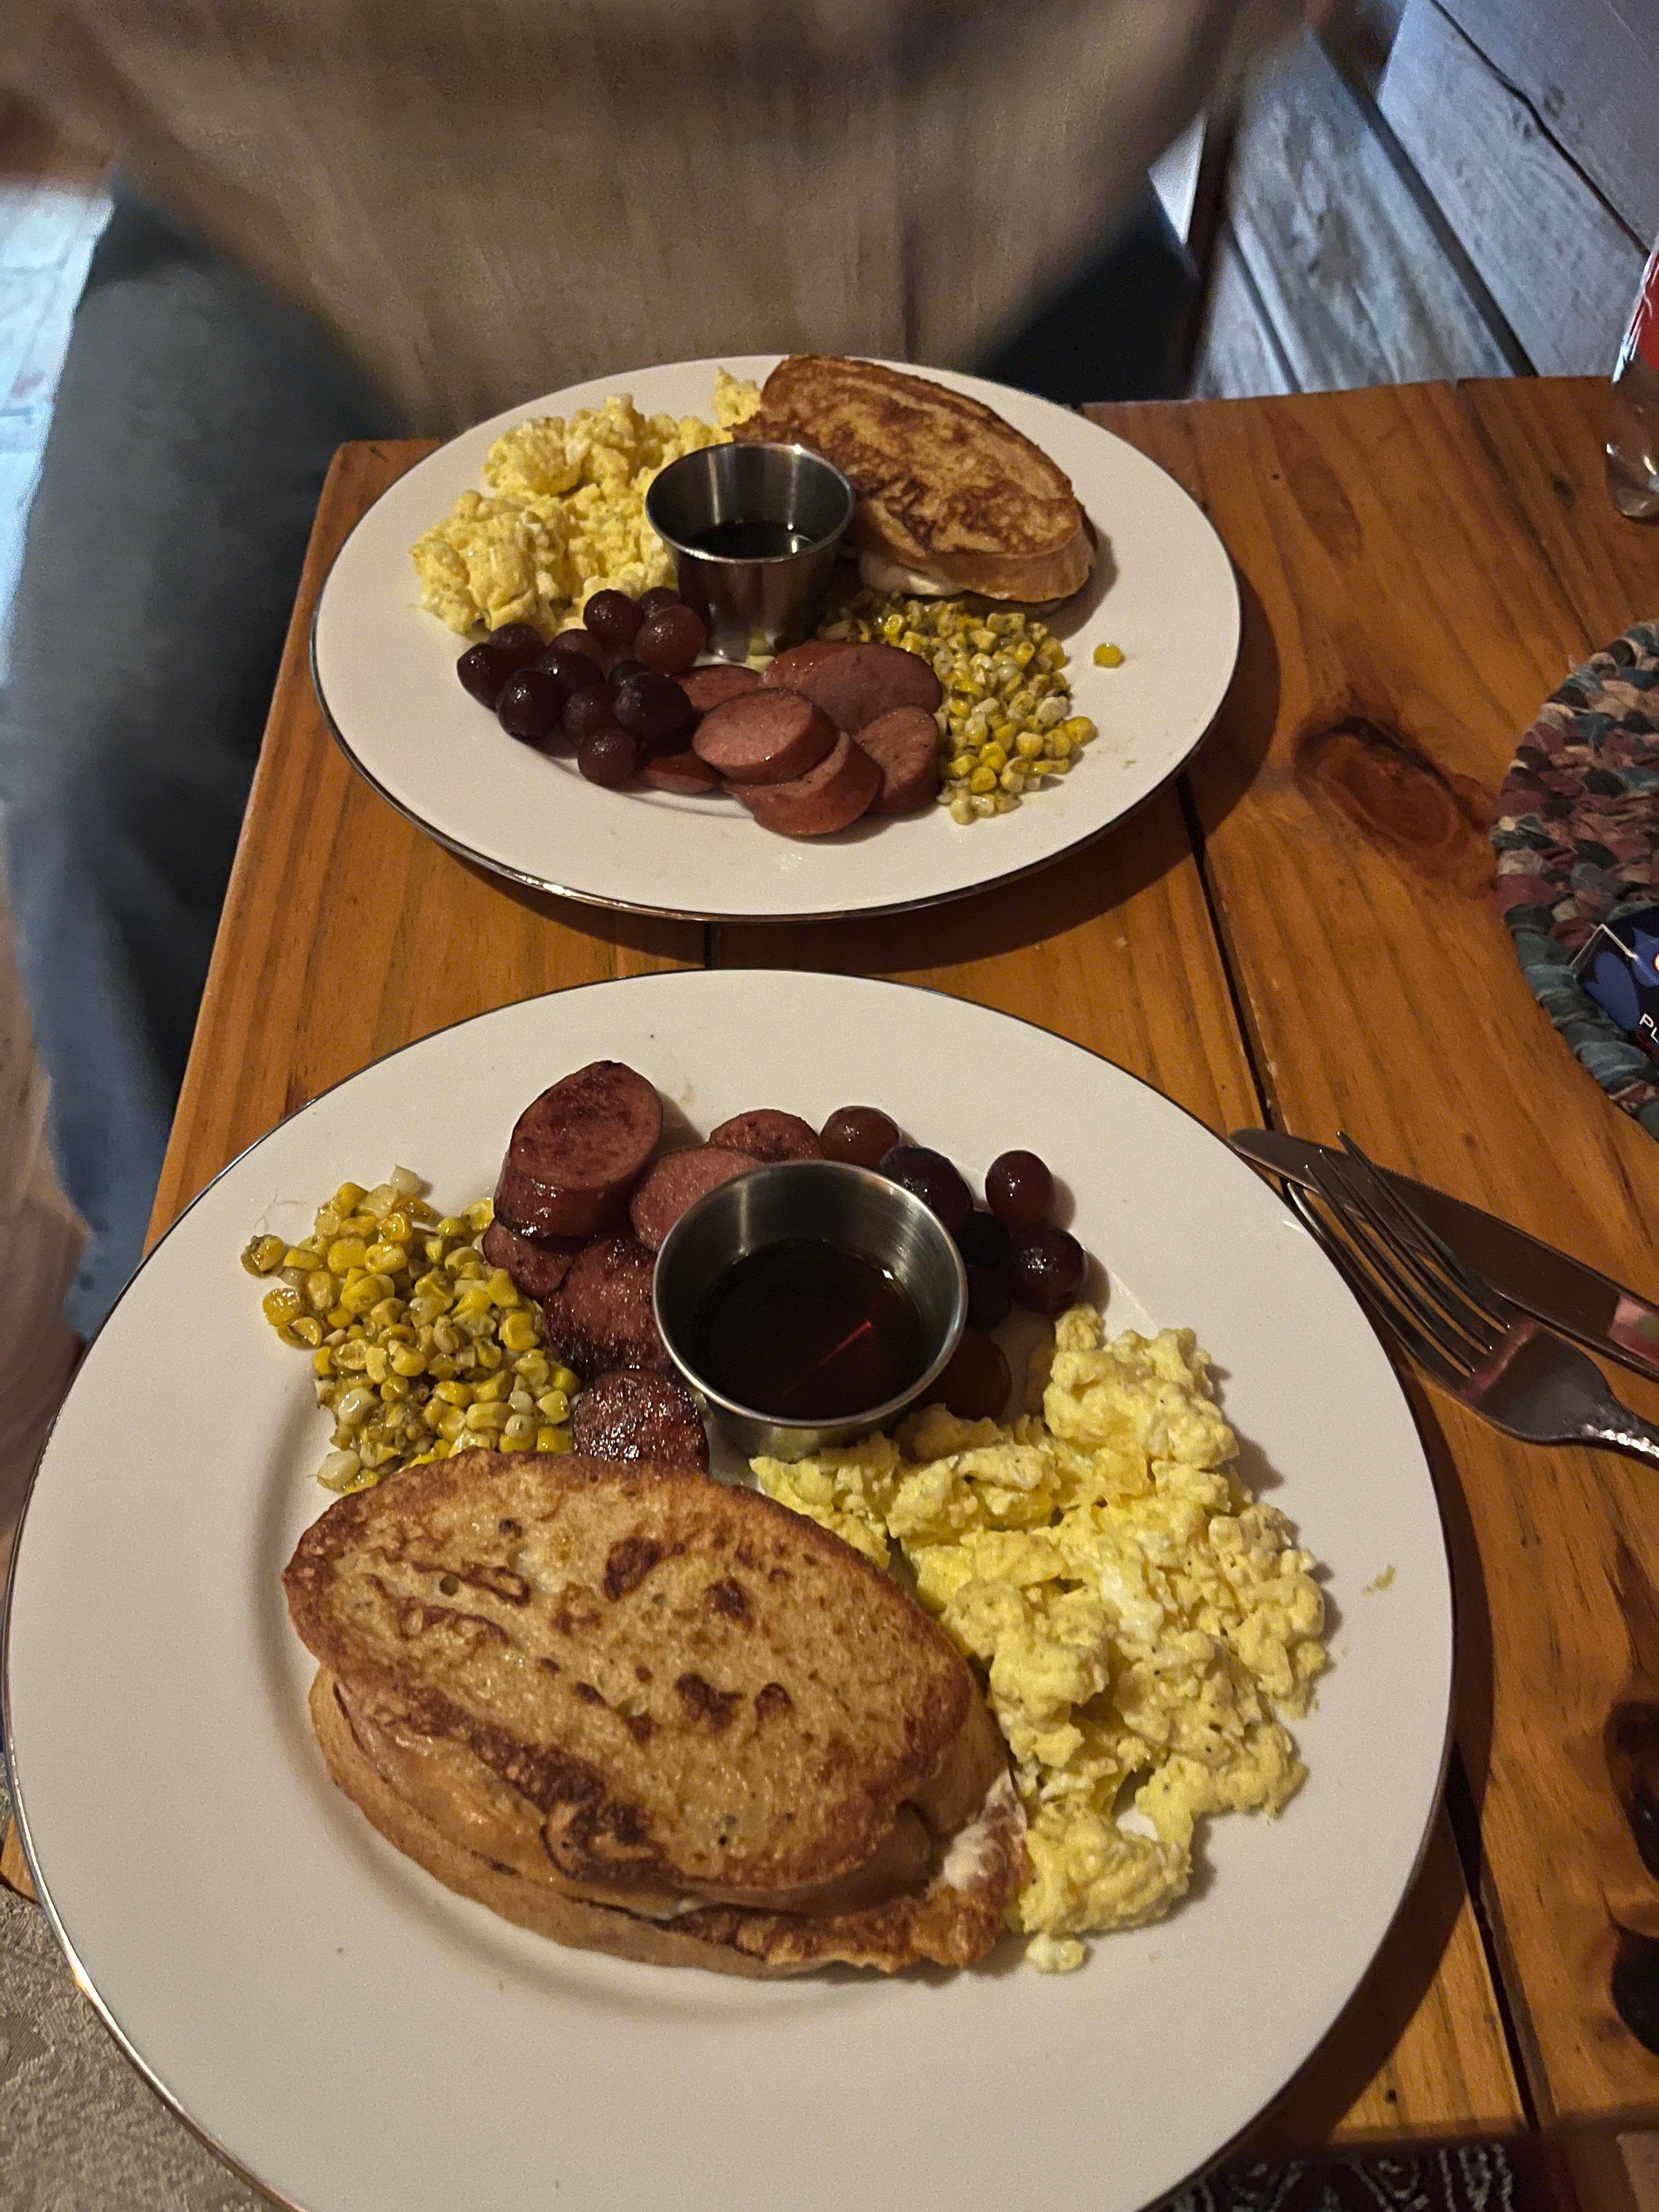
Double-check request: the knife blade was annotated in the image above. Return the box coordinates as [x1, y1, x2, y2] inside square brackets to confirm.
[1229, 1127, 1659, 1381]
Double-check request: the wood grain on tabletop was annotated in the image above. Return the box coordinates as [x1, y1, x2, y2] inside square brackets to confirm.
[715, 625, 1519, 2140]
[1094, 380, 1659, 2126]
[146, 439, 699, 1247]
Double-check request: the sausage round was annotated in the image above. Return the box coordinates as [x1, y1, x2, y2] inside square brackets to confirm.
[639, 748, 720, 795]
[539, 1234, 666, 1381]
[782, 641, 943, 733]
[760, 640, 853, 689]
[853, 706, 941, 815]
[676, 663, 763, 716]
[494, 1061, 662, 1242]
[707, 1109, 823, 1163]
[691, 690, 837, 785]
[738, 730, 883, 838]
[572, 1368, 710, 1471]
[480, 1218, 585, 1302]
[628, 1144, 762, 1252]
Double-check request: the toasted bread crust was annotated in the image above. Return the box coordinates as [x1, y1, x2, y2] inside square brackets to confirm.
[311, 1670, 1024, 1974]
[736, 355, 1092, 602]
[284, 1452, 978, 1898]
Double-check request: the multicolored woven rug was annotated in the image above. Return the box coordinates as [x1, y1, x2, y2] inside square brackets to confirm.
[1166, 2141, 1574, 2212]
[1491, 622, 1659, 1141]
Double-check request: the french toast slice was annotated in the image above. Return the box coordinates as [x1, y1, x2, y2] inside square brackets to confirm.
[285, 1451, 1021, 1967]
[309, 1671, 1025, 1974]
[735, 354, 1092, 602]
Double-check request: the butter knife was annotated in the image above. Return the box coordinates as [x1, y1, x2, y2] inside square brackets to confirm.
[1230, 1127, 1659, 1382]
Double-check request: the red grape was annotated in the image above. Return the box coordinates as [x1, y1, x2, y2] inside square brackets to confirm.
[636, 602, 706, 675]
[933, 1331, 1012, 1421]
[1007, 1224, 1086, 1314]
[966, 1263, 1012, 1331]
[819, 1107, 900, 1169]
[577, 726, 641, 787]
[584, 590, 644, 655]
[986, 1149, 1054, 1228]
[496, 668, 565, 746]
[536, 644, 603, 702]
[638, 586, 682, 617]
[608, 658, 647, 685]
[879, 1144, 972, 1236]
[457, 642, 511, 708]
[612, 670, 694, 751]
[562, 684, 621, 742]
[956, 1210, 1009, 1268]
[487, 622, 546, 670]
[554, 625, 605, 665]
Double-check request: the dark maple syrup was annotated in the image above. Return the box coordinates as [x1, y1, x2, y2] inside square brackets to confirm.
[692, 1239, 926, 1419]
[688, 519, 812, 560]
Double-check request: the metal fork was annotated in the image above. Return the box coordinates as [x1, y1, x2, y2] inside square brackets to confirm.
[1285, 1136, 1659, 1468]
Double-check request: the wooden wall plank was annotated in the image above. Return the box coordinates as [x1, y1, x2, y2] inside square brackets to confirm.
[1101, 380, 1659, 2123]
[1226, 31, 1511, 391]
[1380, 0, 1645, 375]
[1437, 0, 1659, 249]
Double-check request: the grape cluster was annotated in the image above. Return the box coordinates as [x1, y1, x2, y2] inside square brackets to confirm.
[456, 587, 707, 788]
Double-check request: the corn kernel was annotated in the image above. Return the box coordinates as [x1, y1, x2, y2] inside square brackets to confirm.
[501, 1310, 539, 1352]
[535, 1425, 567, 1453]
[475, 1370, 512, 1403]
[551, 1365, 580, 1397]
[365, 1240, 406, 1274]
[262, 1284, 303, 1328]
[467, 1198, 494, 1231]
[968, 766, 997, 795]
[537, 1389, 571, 1424]
[1092, 642, 1124, 667]
[390, 1345, 426, 1378]
[486, 1267, 520, 1307]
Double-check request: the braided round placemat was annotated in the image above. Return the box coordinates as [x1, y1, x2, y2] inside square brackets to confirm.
[1491, 620, 1659, 1141]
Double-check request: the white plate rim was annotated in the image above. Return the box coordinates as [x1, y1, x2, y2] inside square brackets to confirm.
[1, 970, 1455, 2212]
[308, 356, 1242, 923]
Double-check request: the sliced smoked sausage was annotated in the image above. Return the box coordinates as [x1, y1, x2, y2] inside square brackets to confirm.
[708, 1109, 823, 1163]
[692, 690, 836, 786]
[540, 1234, 666, 1380]
[781, 641, 942, 733]
[481, 1218, 585, 1301]
[639, 748, 720, 795]
[738, 730, 882, 838]
[572, 1368, 710, 1471]
[494, 1061, 662, 1242]
[760, 640, 852, 689]
[676, 663, 762, 716]
[628, 1144, 761, 1251]
[853, 706, 941, 815]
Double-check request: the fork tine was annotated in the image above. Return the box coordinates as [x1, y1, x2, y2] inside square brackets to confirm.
[1285, 1186, 1466, 1392]
[1304, 1158, 1488, 1371]
[1322, 1150, 1499, 1356]
[1336, 1133, 1517, 1331]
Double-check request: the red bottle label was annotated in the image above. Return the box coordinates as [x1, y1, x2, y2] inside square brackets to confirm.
[1622, 236, 1659, 376]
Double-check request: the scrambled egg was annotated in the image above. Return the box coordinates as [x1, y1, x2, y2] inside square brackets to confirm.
[754, 1307, 1327, 1972]
[411, 370, 761, 639]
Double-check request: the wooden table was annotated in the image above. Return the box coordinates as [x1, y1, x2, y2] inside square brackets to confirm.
[19, 377, 1659, 2172]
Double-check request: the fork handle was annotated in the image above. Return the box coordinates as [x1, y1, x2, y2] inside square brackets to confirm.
[1589, 1408, 1659, 1468]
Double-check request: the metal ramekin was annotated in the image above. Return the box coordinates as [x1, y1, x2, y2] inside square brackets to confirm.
[652, 1160, 967, 1462]
[645, 442, 855, 661]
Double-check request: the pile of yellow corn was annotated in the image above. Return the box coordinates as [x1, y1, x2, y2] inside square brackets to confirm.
[817, 590, 1098, 824]
[241, 1168, 575, 1491]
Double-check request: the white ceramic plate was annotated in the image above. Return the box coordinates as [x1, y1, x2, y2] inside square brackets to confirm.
[311, 357, 1239, 921]
[4, 972, 1450, 2212]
